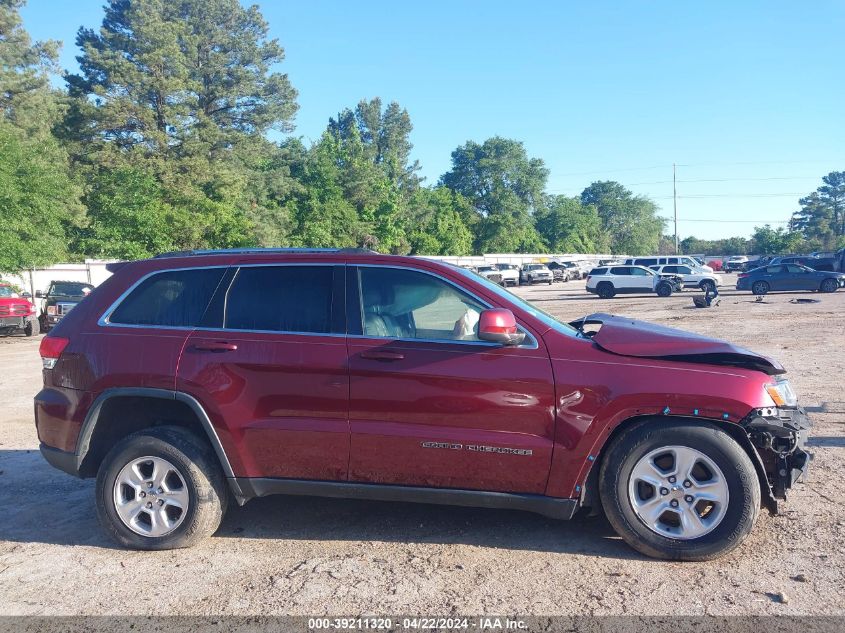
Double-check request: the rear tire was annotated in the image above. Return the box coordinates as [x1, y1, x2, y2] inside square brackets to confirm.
[597, 282, 616, 299]
[599, 420, 760, 561]
[699, 280, 716, 293]
[95, 426, 228, 550]
[751, 280, 769, 295]
[820, 278, 839, 293]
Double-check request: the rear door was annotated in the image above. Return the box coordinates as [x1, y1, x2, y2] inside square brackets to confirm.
[346, 264, 555, 493]
[765, 265, 788, 290]
[176, 263, 350, 481]
[628, 266, 655, 291]
[609, 266, 633, 290]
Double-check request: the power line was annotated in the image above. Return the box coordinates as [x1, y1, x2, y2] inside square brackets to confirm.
[627, 176, 822, 186]
[661, 218, 791, 223]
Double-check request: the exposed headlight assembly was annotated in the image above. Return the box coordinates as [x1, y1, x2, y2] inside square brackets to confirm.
[765, 378, 798, 408]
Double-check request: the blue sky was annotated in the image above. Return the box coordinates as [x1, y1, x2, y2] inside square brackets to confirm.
[21, 0, 845, 240]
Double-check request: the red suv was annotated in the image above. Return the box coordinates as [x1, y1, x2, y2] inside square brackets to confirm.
[35, 248, 810, 560]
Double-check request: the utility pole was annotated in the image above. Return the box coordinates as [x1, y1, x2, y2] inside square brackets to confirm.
[673, 163, 679, 254]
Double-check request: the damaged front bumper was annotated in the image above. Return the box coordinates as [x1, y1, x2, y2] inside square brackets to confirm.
[743, 406, 812, 512]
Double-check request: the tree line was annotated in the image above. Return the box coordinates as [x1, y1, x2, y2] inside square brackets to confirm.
[1, 0, 842, 273]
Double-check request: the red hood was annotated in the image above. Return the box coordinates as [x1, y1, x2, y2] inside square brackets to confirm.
[571, 313, 785, 375]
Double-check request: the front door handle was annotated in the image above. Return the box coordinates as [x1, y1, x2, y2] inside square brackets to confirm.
[359, 350, 405, 362]
[194, 342, 238, 352]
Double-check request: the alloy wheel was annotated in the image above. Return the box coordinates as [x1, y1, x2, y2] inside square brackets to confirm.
[113, 456, 190, 537]
[627, 445, 729, 540]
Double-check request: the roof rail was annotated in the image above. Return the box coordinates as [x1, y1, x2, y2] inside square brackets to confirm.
[153, 247, 376, 259]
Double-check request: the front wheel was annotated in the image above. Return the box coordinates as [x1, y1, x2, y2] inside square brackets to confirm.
[95, 426, 228, 550]
[599, 420, 760, 560]
[656, 281, 673, 297]
[751, 280, 769, 295]
[820, 278, 839, 293]
[24, 316, 39, 337]
[699, 280, 716, 293]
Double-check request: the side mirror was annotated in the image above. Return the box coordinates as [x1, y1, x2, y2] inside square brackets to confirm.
[478, 308, 526, 346]
[35, 290, 43, 298]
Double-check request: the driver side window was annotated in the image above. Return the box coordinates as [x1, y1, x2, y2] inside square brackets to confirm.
[359, 267, 485, 342]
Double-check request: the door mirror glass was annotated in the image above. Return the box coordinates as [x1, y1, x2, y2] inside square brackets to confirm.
[478, 309, 525, 346]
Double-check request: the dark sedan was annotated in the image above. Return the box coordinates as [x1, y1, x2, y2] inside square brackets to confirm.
[736, 264, 845, 295]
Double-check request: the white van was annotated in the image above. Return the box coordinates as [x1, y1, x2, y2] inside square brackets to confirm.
[623, 255, 713, 273]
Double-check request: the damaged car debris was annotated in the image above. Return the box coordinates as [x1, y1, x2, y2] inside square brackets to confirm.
[570, 312, 812, 514]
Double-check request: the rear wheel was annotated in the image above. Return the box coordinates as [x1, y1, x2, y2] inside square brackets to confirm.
[95, 426, 228, 550]
[699, 279, 716, 293]
[820, 278, 839, 293]
[751, 280, 769, 295]
[599, 420, 760, 561]
[597, 282, 616, 299]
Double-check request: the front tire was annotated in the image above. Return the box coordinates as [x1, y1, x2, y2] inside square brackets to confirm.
[599, 420, 760, 561]
[699, 280, 716, 293]
[820, 278, 839, 293]
[95, 426, 228, 550]
[656, 281, 673, 297]
[24, 316, 39, 337]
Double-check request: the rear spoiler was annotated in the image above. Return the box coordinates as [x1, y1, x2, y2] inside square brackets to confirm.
[105, 261, 130, 273]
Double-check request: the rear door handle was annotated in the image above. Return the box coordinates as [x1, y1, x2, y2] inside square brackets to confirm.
[194, 342, 238, 352]
[359, 350, 405, 362]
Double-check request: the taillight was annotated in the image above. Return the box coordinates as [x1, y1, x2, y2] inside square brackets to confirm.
[39, 336, 69, 369]
[586, 275, 592, 282]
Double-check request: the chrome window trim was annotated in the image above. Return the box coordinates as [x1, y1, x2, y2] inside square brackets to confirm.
[353, 263, 539, 350]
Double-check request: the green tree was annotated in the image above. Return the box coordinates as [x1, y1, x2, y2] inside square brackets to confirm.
[0, 122, 82, 272]
[66, 0, 297, 165]
[535, 195, 610, 253]
[440, 137, 548, 253]
[750, 224, 804, 255]
[328, 98, 421, 192]
[73, 166, 252, 259]
[406, 187, 473, 255]
[63, 0, 299, 252]
[790, 171, 845, 249]
[0, 0, 61, 132]
[580, 181, 665, 255]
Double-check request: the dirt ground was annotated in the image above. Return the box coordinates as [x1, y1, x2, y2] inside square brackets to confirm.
[1, 273, 844, 617]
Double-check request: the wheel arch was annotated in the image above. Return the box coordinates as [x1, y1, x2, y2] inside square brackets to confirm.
[76, 388, 236, 484]
[580, 414, 775, 515]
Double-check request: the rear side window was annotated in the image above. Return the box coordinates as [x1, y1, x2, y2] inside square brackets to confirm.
[589, 268, 607, 275]
[610, 267, 631, 275]
[109, 268, 226, 327]
[224, 266, 334, 333]
[634, 258, 658, 267]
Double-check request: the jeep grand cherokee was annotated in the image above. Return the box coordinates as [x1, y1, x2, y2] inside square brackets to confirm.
[35, 248, 810, 560]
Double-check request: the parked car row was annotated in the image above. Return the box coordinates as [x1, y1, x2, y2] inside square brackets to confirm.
[467, 260, 598, 286]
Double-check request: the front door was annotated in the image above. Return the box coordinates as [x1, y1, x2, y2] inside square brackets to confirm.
[346, 265, 556, 494]
[176, 263, 350, 481]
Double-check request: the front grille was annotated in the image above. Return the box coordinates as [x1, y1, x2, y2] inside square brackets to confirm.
[0, 305, 29, 317]
[57, 303, 76, 316]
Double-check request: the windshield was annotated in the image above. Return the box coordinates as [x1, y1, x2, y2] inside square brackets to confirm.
[477, 266, 495, 272]
[0, 286, 17, 298]
[50, 282, 94, 297]
[451, 266, 581, 338]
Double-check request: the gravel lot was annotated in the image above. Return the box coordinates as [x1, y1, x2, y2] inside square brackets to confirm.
[1, 273, 843, 617]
